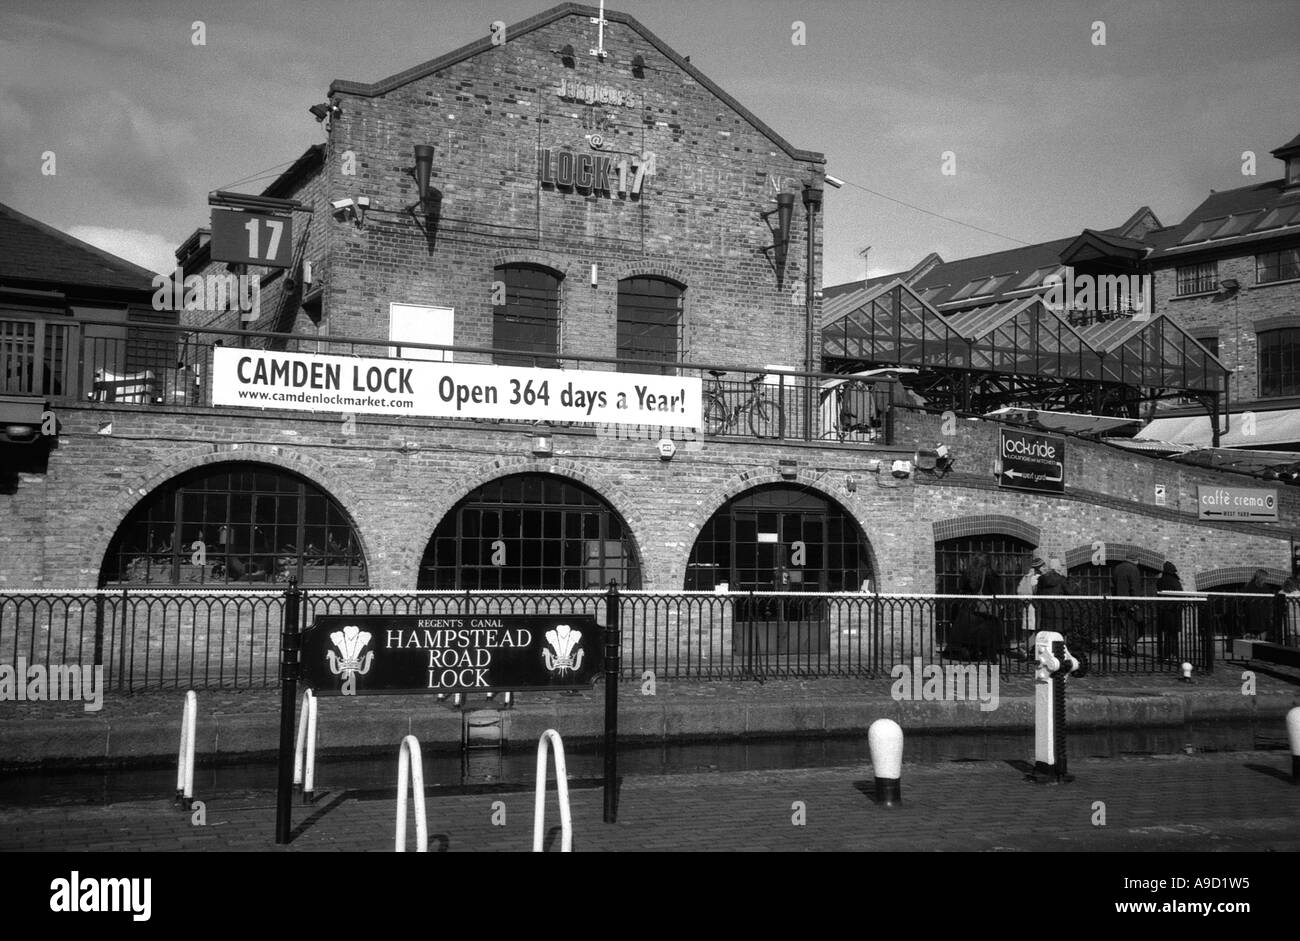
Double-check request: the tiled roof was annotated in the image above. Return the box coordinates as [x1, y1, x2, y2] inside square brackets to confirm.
[1145, 177, 1300, 260]
[0, 201, 156, 295]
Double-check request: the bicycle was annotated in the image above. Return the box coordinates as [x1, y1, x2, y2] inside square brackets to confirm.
[701, 370, 784, 437]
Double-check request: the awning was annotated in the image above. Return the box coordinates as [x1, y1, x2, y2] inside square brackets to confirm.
[985, 406, 1141, 437]
[1140, 409, 1300, 449]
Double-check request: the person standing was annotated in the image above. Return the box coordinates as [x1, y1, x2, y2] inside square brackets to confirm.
[1014, 556, 1047, 658]
[1243, 568, 1272, 640]
[1034, 557, 1073, 637]
[948, 552, 1001, 661]
[1155, 561, 1183, 661]
[1111, 549, 1143, 657]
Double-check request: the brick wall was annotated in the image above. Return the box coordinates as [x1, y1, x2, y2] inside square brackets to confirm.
[310, 10, 823, 371]
[3, 399, 1295, 593]
[1155, 252, 1300, 405]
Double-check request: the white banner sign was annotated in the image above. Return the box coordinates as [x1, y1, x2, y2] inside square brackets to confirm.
[212, 347, 702, 428]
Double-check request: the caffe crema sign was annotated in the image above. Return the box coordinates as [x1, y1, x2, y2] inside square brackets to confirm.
[1196, 485, 1278, 521]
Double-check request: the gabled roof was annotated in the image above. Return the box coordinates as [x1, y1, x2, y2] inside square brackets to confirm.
[826, 210, 1162, 312]
[1272, 131, 1300, 159]
[821, 282, 1228, 395]
[328, 3, 822, 165]
[0, 201, 156, 296]
[1146, 173, 1300, 261]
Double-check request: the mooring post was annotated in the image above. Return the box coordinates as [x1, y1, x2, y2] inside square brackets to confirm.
[275, 578, 302, 844]
[603, 579, 620, 823]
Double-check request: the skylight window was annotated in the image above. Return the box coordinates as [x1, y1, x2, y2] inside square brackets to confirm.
[1178, 218, 1224, 245]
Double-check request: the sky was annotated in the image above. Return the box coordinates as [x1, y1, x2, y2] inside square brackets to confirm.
[1, 0, 1297, 288]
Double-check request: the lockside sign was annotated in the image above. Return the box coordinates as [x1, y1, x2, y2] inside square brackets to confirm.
[299, 614, 603, 695]
[998, 428, 1066, 493]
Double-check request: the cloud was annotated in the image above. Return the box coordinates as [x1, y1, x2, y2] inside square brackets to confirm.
[67, 225, 176, 275]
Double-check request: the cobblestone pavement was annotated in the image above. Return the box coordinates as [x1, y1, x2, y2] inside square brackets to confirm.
[2, 751, 1296, 853]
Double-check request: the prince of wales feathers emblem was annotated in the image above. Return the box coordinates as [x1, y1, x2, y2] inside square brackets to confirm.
[542, 624, 584, 675]
[326, 625, 374, 687]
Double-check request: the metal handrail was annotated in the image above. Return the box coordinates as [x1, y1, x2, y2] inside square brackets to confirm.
[292, 688, 318, 801]
[533, 729, 572, 853]
[395, 735, 427, 853]
[175, 690, 197, 810]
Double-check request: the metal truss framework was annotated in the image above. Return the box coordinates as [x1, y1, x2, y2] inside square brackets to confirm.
[821, 280, 1229, 429]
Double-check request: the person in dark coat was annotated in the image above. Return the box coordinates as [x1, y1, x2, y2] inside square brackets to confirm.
[948, 552, 1001, 661]
[1155, 561, 1183, 661]
[1034, 558, 1073, 637]
[1243, 568, 1273, 639]
[1111, 550, 1143, 657]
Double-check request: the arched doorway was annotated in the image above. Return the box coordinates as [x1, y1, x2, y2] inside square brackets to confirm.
[100, 462, 367, 587]
[418, 474, 641, 589]
[685, 486, 874, 656]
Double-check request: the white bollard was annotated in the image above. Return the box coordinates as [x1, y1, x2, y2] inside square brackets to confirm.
[395, 735, 427, 852]
[293, 689, 318, 801]
[1180, 661, 1193, 683]
[533, 729, 573, 851]
[175, 690, 197, 809]
[868, 718, 903, 807]
[1287, 707, 1300, 784]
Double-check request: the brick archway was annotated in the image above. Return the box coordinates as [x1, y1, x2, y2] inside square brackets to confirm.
[676, 469, 881, 591]
[86, 445, 374, 590]
[932, 514, 1040, 546]
[1063, 542, 1165, 572]
[398, 456, 654, 589]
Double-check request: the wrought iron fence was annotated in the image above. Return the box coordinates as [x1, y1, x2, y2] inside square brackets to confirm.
[6, 315, 899, 445]
[3, 588, 1273, 692]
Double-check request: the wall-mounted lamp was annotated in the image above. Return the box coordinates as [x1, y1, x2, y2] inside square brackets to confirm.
[631, 54, 646, 77]
[411, 144, 435, 211]
[845, 474, 857, 493]
[308, 100, 341, 131]
[590, 263, 599, 287]
[762, 193, 795, 286]
[559, 44, 576, 67]
[531, 434, 553, 456]
[1219, 278, 1240, 294]
[779, 458, 798, 479]
[802, 179, 824, 212]
[891, 459, 913, 479]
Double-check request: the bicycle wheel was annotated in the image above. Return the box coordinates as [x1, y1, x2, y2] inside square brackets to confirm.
[747, 396, 783, 438]
[702, 394, 729, 435]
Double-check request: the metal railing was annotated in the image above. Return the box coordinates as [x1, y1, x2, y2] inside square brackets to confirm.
[2, 315, 899, 445]
[7, 588, 1286, 691]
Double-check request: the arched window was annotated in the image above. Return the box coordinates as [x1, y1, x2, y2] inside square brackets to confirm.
[934, 535, 1035, 596]
[101, 463, 366, 587]
[686, 486, 873, 592]
[617, 276, 683, 373]
[493, 264, 561, 367]
[419, 474, 640, 589]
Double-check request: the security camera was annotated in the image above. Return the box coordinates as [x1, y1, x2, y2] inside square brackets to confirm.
[331, 198, 355, 211]
[824, 174, 845, 188]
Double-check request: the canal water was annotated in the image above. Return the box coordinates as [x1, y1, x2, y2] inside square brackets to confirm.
[0, 717, 1288, 807]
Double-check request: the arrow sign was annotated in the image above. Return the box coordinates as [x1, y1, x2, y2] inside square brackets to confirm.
[999, 428, 1066, 493]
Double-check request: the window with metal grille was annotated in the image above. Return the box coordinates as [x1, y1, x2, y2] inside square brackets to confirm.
[1256, 248, 1300, 284]
[419, 474, 641, 590]
[492, 264, 561, 367]
[1065, 561, 1161, 597]
[1259, 328, 1300, 397]
[934, 535, 1034, 596]
[101, 463, 367, 587]
[686, 486, 873, 594]
[1174, 262, 1218, 296]
[617, 276, 683, 374]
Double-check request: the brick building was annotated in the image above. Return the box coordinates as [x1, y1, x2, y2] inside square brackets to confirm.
[3, 3, 1297, 622]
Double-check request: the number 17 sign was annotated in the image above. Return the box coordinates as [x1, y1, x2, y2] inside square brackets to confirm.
[210, 207, 293, 268]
